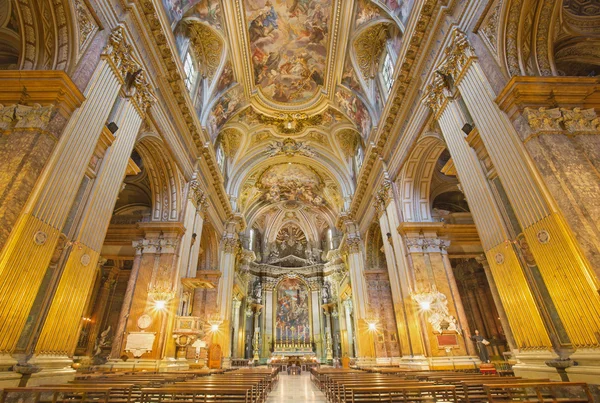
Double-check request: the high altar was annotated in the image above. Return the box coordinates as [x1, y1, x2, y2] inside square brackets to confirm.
[241, 224, 344, 363]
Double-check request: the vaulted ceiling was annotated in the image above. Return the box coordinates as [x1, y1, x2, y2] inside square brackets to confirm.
[161, 0, 414, 237]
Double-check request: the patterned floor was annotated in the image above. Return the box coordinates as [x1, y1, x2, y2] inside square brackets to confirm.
[266, 372, 327, 402]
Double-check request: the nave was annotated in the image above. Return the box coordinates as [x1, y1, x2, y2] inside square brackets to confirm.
[0, 366, 595, 403]
[1, 0, 600, 396]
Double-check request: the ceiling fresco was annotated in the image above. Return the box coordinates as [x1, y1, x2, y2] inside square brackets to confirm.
[259, 163, 325, 206]
[245, 0, 333, 103]
[157, 0, 415, 235]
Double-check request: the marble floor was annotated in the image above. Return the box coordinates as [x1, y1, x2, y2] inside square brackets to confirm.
[266, 372, 327, 402]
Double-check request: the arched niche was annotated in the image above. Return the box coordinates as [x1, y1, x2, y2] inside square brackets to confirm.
[198, 221, 219, 271]
[365, 223, 387, 270]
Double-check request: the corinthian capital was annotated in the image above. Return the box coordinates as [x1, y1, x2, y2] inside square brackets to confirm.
[437, 29, 475, 82]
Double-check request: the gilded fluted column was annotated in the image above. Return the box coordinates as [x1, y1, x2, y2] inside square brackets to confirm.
[423, 69, 553, 351]
[33, 83, 152, 359]
[0, 27, 131, 360]
[443, 29, 600, 350]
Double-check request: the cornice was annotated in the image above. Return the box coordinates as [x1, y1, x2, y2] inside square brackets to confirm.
[349, 0, 448, 217]
[134, 0, 232, 218]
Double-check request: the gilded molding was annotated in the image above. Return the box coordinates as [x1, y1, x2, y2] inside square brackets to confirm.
[186, 21, 224, 80]
[102, 27, 156, 116]
[265, 138, 315, 158]
[354, 23, 390, 79]
[74, 0, 97, 53]
[136, 0, 232, 216]
[221, 236, 240, 254]
[349, 0, 443, 217]
[524, 107, 600, 134]
[437, 29, 475, 85]
[345, 237, 362, 254]
[0, 103, 55, 131]
[188, 176, 208, 212]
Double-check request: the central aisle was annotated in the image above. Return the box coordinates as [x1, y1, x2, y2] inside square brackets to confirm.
[266, 372, 327, 402]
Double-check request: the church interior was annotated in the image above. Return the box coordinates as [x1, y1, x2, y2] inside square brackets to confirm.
[1, 0, 600, 400]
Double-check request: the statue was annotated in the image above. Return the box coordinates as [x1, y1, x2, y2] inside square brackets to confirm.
[470, 329, 490, 363]
[321, 282, 331, 304]
[253, 280, 263, 304]
[267, 248, 279, 263]
[92, 326, 112, 365]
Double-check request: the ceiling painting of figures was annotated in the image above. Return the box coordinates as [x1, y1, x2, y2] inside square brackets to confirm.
[246, 0, 332, 103]
[162, 0, 223, 30]
[335, 86, 372, 138]
[259, 163, 325, 206]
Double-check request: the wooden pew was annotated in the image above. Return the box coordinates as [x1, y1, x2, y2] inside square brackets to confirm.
[141, 386, 253, 403]
[459, 379, 548, 403]
[0, 387, 112, 403]
[346, 384, 458, 403]
[484, 382, 593, 403]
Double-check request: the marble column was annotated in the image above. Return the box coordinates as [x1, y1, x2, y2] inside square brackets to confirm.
[343, 299, 355, 357]
[311, 289, 323, 358]
[0, 72, 84, 252]
[111, 248, 143, 359]
[475, 256, 517, 351]
[116, 223, 184, 368]
[85, 266, 119, 356]
[231, 298, 242, 358]
[445, 30, 600, 354]
[0, 28, 133, 367]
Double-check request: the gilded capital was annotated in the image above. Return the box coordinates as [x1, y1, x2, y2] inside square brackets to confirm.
[437, 29, 475, 83]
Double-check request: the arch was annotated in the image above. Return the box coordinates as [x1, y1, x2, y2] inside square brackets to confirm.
[499, 0, 600, 77]
[198, 221, 219, 271]
[11, 0, 79, 72]
[365, 222, 387, 270]
[178, 18, 226, 81]
[398, 134, 448, 222]
[135, 136, 183, 222]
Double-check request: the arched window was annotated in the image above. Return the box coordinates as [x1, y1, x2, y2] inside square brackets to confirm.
[216, 144, 225, 173]
[355, 144, 364, 172]
[249, 228, 255, 251]
[381, 51, 395, 93]
[183, 50, 197, 91]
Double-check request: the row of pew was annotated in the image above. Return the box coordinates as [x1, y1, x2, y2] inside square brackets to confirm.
[0, 368, 279, 403]
[311, 368, 594, 403]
